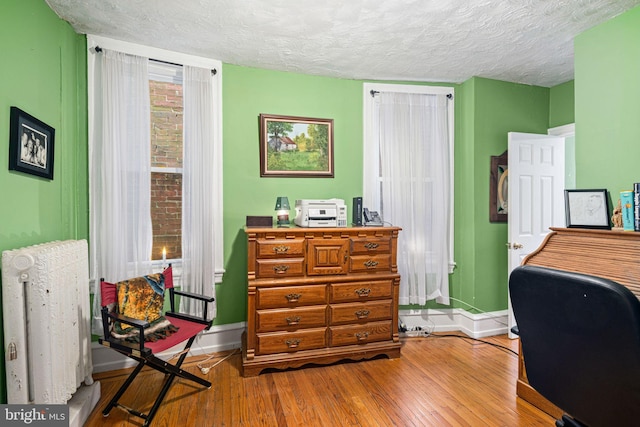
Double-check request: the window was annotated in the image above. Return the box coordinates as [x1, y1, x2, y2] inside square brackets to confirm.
[150, 61, 183, 262]
[363, 83, 454, 305]
[87, 35, 223, 329]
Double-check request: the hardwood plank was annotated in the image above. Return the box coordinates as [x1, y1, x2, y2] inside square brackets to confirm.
[86, 335, 555, 426]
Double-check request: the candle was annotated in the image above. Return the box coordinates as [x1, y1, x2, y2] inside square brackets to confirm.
[162, 247, 166, 266]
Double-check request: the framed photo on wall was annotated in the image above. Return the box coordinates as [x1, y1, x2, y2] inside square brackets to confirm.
[8, 107, 55, 180]
[259, 114, 334, 177]
[564, 189, 610, 229]
[490, 150, 508, 222]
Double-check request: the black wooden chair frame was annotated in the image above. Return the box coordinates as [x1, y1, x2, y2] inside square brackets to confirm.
[99, 269, 214, 426]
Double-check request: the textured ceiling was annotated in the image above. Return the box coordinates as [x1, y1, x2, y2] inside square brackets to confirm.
[45, 0, 640, 87]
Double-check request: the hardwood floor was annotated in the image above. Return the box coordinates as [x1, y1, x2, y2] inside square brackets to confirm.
[85, 334, 554, 426]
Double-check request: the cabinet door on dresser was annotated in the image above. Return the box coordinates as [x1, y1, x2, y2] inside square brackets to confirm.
[307, 238, 349, 275]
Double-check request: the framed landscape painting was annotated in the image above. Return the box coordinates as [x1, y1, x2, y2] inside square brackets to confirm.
[259, 114, 334, 177]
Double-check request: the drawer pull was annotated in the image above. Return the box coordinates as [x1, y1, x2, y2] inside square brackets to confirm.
[285, 293, 302, 303]
[364, 242, 379, 249]
[273, 265, 289, 274]
[285, 339, 301, 348]
[273, 245, 290, 253]
[355, 309, 370, 319]
[285, 316, 301, 325]
[355, 331, 369, 341]
[364, 260, 379, 269]
[354, 288, 371, 297]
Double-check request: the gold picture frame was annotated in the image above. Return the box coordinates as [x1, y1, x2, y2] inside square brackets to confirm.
[259, 114, 334, 178]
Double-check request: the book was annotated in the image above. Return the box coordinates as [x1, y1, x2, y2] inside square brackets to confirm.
[620, 190, 634, 231]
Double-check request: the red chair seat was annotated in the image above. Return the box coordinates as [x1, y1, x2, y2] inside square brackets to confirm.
[144, 316, 208, 354]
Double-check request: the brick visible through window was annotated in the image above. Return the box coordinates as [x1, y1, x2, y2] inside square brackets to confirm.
[150, 77, 183, 260]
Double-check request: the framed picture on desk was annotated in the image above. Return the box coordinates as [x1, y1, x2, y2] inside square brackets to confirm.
[564, 189, 610, 229]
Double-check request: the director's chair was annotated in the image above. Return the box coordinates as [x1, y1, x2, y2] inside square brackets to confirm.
[99, 265, 214, 426]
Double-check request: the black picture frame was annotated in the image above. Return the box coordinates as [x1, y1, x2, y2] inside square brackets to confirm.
[9, 107, 55, 180]
[490, 150, 508, 223]
[564, 189, 611, 229]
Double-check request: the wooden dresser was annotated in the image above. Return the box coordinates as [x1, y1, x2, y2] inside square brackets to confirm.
[518, 227, 640, 417]
[242, 225, 401, 376]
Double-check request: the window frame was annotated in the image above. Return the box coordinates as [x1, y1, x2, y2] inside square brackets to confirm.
[87, 34, 224, 289]
[363, 82, 456, 273]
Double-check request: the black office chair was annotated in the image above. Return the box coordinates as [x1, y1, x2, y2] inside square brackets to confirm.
[509, 265, 640, 427]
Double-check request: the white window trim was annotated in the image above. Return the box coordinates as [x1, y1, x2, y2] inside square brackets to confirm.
[87, 35, 225, 287]
[151, 167, 183, 174]
[363, 82, 456, 273]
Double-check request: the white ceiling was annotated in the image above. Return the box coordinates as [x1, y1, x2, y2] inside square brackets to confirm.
[45, 0, 640, 87]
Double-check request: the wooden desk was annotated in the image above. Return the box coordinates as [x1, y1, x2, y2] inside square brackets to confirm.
[518, 227, 640, 417]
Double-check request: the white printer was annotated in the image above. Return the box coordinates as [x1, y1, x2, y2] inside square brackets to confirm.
[294, 199, 347, 227]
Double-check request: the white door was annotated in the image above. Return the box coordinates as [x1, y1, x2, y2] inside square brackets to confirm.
[507, 132, 565, 337]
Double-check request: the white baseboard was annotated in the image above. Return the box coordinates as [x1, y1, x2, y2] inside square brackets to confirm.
[92, 321, 245, 373]
[399, 308, 509, 339]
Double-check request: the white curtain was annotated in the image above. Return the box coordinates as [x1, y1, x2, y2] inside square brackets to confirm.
[181, 65, 218, 318]
[89, 49, 153, 334]
[372, 92, 451, 305]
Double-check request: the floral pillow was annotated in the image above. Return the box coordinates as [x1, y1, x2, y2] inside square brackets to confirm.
[111, 273, 178, 342]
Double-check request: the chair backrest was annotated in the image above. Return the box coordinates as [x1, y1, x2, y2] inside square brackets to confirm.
[509, 266, 640, 427]
[100, 265, 174, 307]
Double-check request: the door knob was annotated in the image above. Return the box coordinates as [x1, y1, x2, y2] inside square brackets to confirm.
[512, 242, 524, 249]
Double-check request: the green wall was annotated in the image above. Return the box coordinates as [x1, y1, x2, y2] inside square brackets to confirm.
[549, 80, 575, 128]
[0, 0, 87, 403]
[453, 78, 550, 313]
[575, 5, 640, 198]
[220, 65, 364, 324]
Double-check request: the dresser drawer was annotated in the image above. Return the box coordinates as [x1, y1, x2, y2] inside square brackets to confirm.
[256, 238, 305, 258]
[256, 285, 327, 309]
[330, 321, 392, 347]
[329, 300, 392, 325]
[330, 280, 393, 303]
[256, 306, 327, 332]
[349, 254, 391, 273]
[350, 237, 391, 255]
[256, 258, 305, 278]
[256, 328, 327, 355]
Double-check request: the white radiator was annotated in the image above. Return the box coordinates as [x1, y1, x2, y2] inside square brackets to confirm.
[1, 240, 94, 405]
